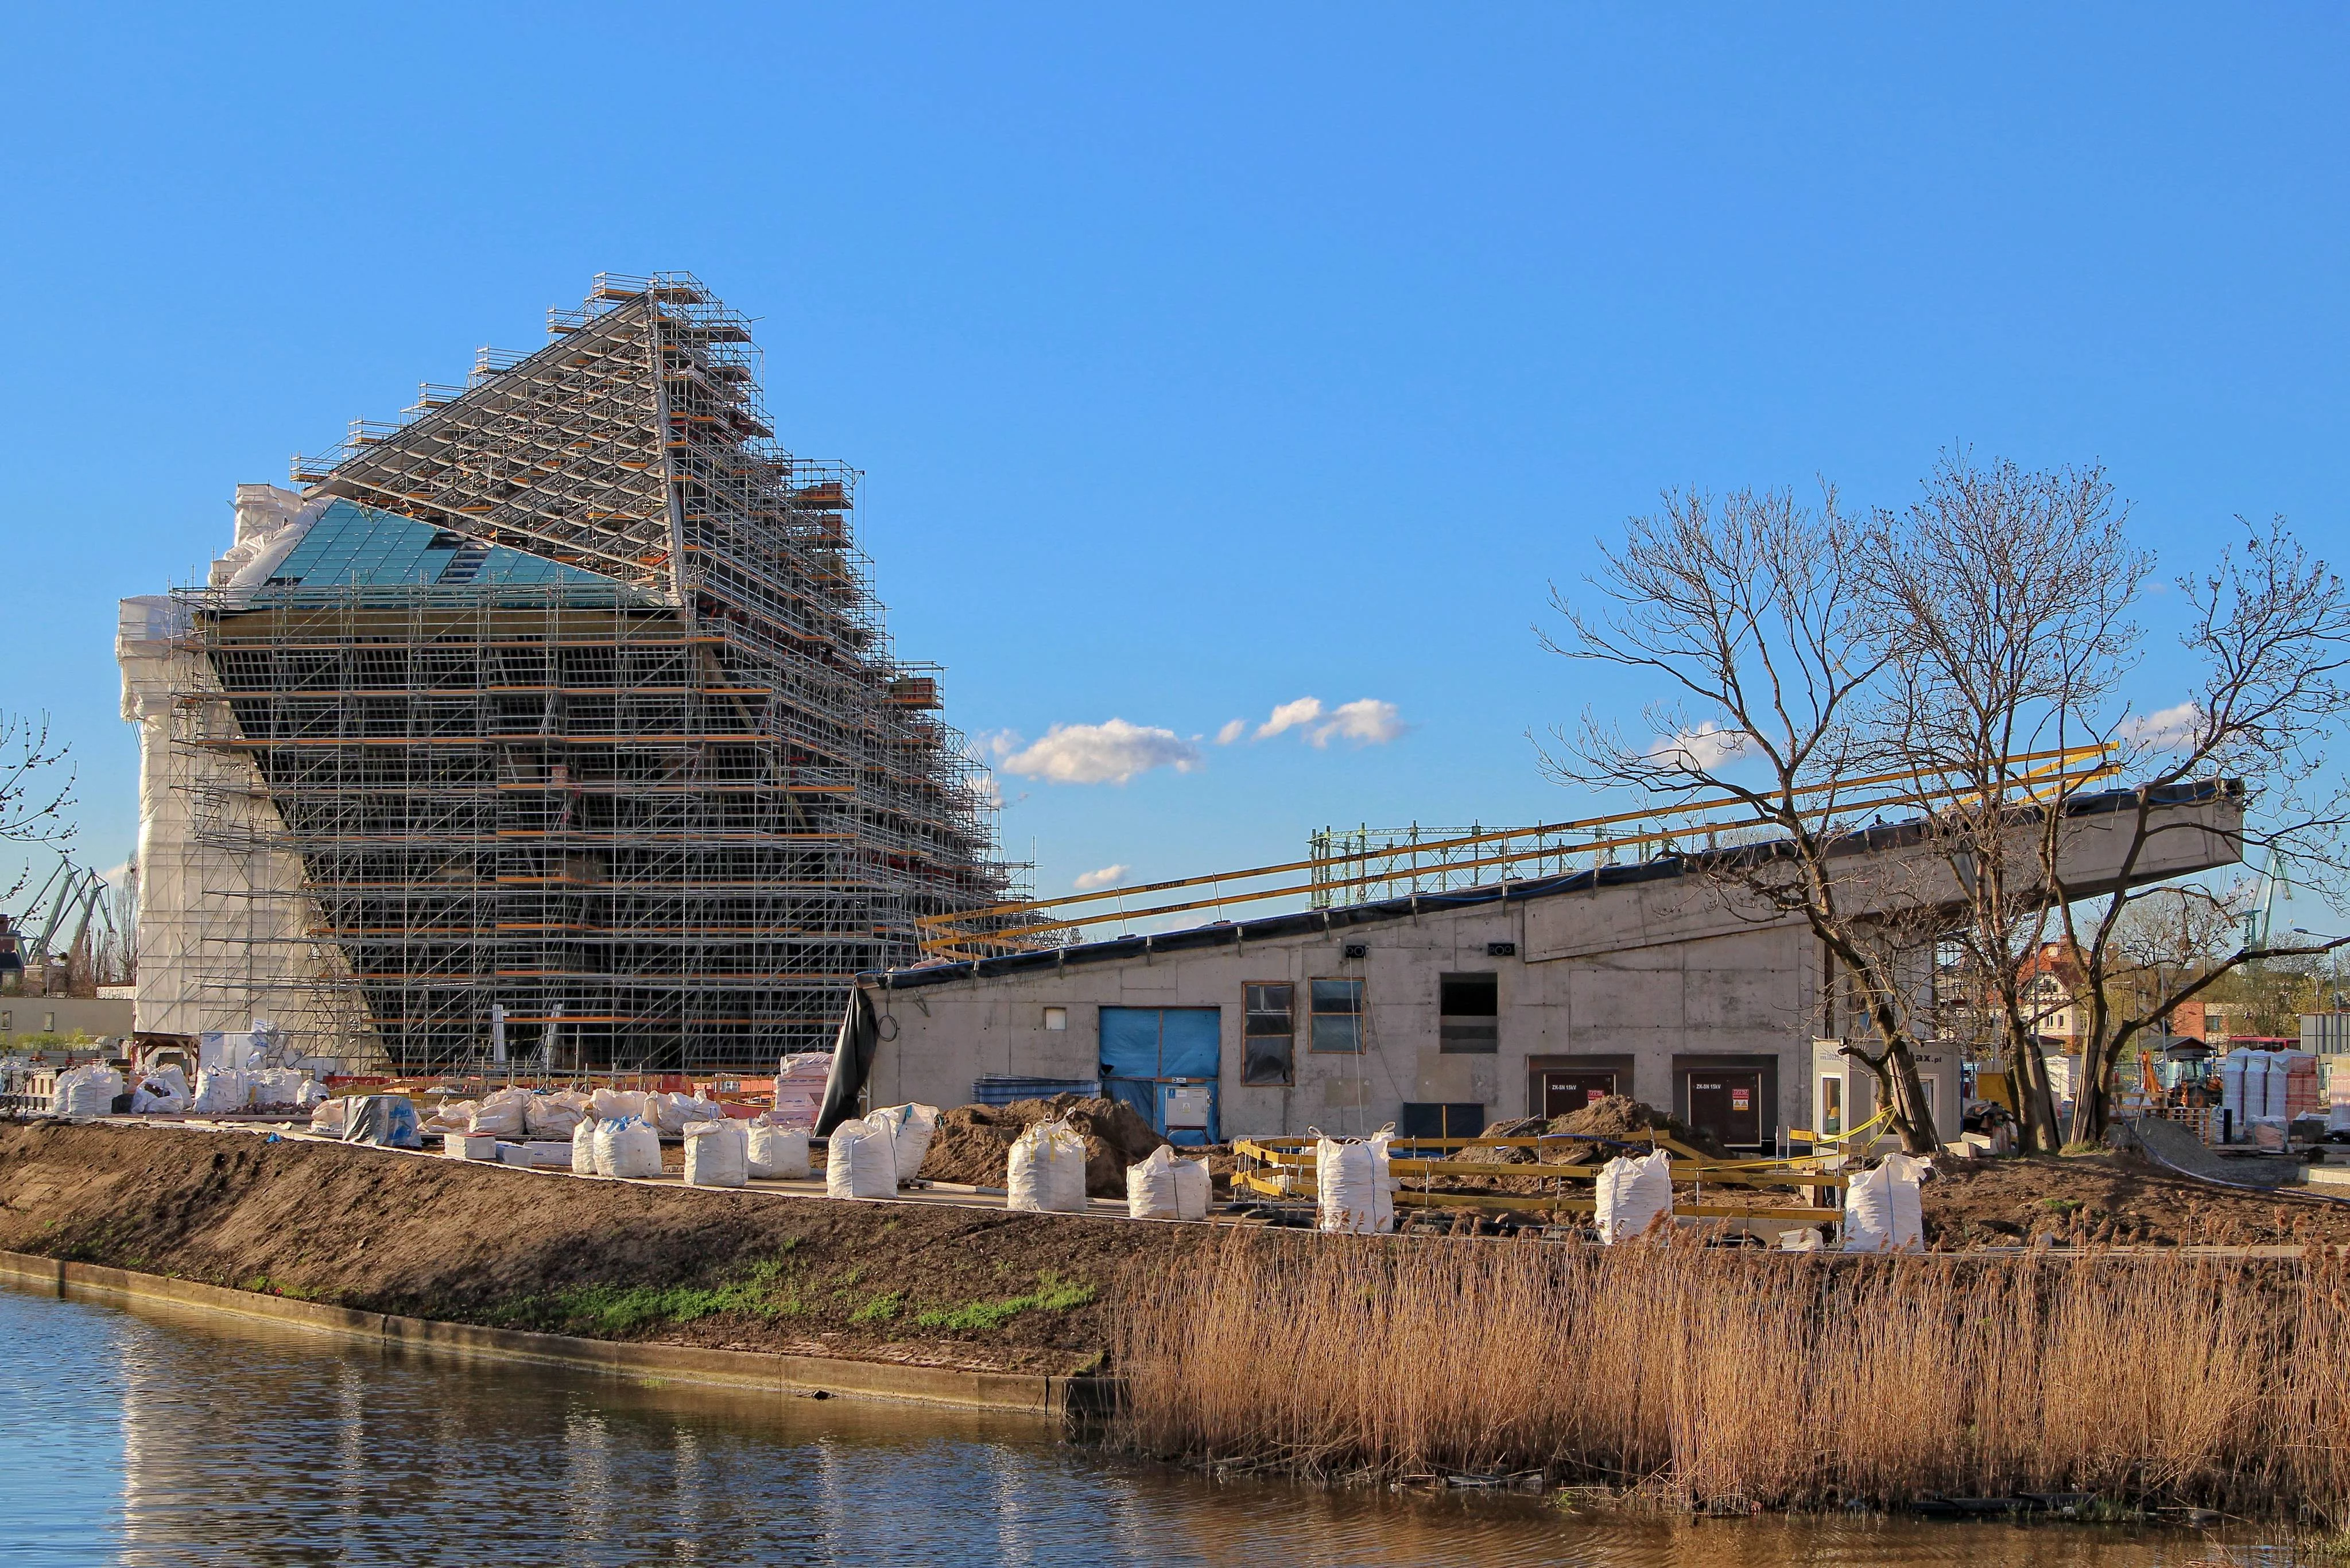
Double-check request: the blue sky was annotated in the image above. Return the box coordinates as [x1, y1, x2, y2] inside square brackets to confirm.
[2, 5, 2345, 929]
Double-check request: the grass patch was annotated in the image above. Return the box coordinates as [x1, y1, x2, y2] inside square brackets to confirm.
[850, 1291, 903, 1324]
[242, 1274, 316, 1301]
[492, 1254, 805, 1336]
[912, 1271, 1097, 1333]
[2037, 1197, 2084, 1214]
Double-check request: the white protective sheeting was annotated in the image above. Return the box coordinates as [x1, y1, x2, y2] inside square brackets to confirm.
[869, 1103, 940, 1186]
[1314, 1125, 1397, 1235]
[1594, 1149, 1675, 1244]
[310, 1099, 349, 1136]
[1126, 1146, 1212, 1221]
[1842, 1153, 1930, 1252]
[1008, 1119, 1089, 1213]
[683, 1119, 750, 1187]
[827, 1115, 900, 1200]
[746, 1123, 811, 1179]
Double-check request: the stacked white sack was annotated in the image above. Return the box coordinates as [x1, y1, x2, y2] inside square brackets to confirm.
[1009, 1119, 1089, 1213]
[1593, 1149, 1674, 1244]
[1842, 1154, 1930, 1252]
[1314, 1125, 1397, 1235]
[827, 1115, 899, 1200]
[683, 1119, 750, 1187]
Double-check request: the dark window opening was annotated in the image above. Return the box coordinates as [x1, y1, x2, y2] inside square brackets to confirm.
[1243, 981, 1294, 1085]
[1310, 977, 1364, 1053]
[1439, 971, 1498, 1053]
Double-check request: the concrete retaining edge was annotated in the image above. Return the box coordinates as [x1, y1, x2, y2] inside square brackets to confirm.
[0, 1248, 1111, 1418]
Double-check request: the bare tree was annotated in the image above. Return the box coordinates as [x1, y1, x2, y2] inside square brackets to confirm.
[1863, 463, 2350, 1147]
[0, 712, 75, 902]
[1550, 455, 2350, 1158]
[1540, 487, 1949, 1154]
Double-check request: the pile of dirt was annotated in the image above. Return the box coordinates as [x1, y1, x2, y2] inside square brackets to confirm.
[0, 1120, 1224, 1375]
[916, 1095, 1169, 1197]
[1449, 1097, 1727, 1163]
[1922, 1148, 2350, 1249]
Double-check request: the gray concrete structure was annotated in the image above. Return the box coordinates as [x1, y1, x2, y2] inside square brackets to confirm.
[858, 785, 2243, 1151]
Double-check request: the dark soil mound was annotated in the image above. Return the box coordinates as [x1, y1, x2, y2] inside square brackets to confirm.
[1449, 1097, 1727, 1163]
[916, 1095, 1169, 1197]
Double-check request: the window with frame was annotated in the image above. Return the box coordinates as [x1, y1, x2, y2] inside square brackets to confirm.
[1242, 983, 1294, 1085]
[1309, 977, 1365, 1053]
[1438, 972, 1498, 1053]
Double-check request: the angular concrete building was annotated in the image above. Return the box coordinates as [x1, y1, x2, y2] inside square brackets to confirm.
[121, 274, 1009, 1074]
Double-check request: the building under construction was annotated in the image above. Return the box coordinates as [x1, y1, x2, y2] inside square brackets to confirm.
[119, 273, 1011, 1075]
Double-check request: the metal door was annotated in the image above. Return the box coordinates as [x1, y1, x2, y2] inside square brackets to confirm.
[1541, 1069, 1618, 1118]
[1685, 1068, 1764, 1148]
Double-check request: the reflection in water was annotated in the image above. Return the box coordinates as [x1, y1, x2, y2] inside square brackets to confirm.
[0, 1280, 2302, 1566]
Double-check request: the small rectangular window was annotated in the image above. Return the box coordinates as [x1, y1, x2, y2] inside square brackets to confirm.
[42, 1012, 55, 1033]
[1309, 978, 1364, 1053]
[1438, 972, 1498, 1054]
[1042, 1006, 1068, 1032]
[1242, 983, 1294, 1085]
[1818, 1075, 1843, 1138]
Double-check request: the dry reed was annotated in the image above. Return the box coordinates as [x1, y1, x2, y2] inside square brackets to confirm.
[1112, 1230, 2350, 1516]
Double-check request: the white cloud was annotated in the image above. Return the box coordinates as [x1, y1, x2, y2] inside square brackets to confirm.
[1073, 863, 1130, 891]
[2122, 701, 2201, 752]
[1255, 697, 1324, 739]
[1215, 718, 1247, 746]
[1310, 697, 1407, 748]
[1645, 720, 1748, 771]
[998, 719, 1203, 786]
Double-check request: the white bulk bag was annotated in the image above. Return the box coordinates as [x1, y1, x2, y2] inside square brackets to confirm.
[422, 1098, 475, 1134]
[1126, 1146, 1211, 1221]
[53, 1065, 123, 1118]
[526, 1090, 588, 1139]
[189, 1069, 251, 1116]
[746, 1122, 811, 1179]
[594, 1117, 663, 1179]
[1843, 1153, 1929, 1252]
[646, 1092, 722, 1136]
[571, 1116, 598, 1174]
[1127, 1146, 1183, 1219]
[309, 1098, 348, 1136]
[1008, 1117, 1089, 1213]
[1315, 1124, 1397, 1235]
[589, 1087, 647, 1123]
[870, 1103, 941, 1185]
[469, 1086, 532, 1136]
[1594, 1148, 1675, 1244]
[683, 1119, 750, 1188]
[144, 1065, 192, 1107]
[828, 1115, 900, 1200]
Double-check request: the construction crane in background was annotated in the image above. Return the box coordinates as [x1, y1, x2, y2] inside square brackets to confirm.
[2243, 848, 2289, 954]
[8, 857, 122, 985]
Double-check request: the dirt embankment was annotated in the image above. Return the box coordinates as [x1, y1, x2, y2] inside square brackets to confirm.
[1925, 1153, 2350, 1248]
[0, 1121, 1218, 1375]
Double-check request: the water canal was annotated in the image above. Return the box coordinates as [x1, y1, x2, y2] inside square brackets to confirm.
[0, 1281, 2303, 1566]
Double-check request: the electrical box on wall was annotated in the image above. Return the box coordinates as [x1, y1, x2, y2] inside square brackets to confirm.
[1342, 942, 1369, 960]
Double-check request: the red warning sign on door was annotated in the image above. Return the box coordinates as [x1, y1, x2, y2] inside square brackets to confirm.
[1731, 1089, 1751, 1111]
[1586, 1089, 1604, 1105]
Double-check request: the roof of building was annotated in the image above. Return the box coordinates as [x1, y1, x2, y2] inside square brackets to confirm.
[863, 779, 2239, 992]
[251, 500, 637, 603]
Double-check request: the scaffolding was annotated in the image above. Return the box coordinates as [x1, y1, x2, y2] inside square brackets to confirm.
[126, 273, 1014, 1074]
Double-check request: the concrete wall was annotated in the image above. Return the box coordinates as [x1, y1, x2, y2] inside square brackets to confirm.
[864, 890, 1851, 1147]
[0, 996, 135, 1045]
